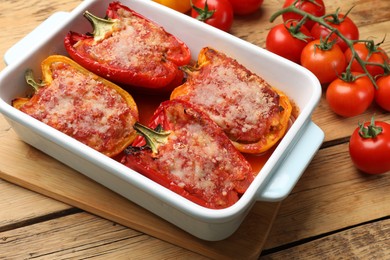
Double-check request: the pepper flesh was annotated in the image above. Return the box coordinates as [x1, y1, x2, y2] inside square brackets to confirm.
[64, 1, 191, 93]
[12, 55, 139, 158]
[171, 47, 293, 154]
[121, 100, 254, 209]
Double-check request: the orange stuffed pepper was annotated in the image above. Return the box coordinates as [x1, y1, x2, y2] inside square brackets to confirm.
[171, 47, 293, 154]
[13, 55, 139, 158]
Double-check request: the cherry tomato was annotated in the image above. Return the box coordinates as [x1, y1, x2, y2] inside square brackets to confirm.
[282, 0, 326, 30]
[191, 0, 234, 32]
[153, 0, 191, 13]
[349, 119, 390, 174]
[266, 21, 313, 64]
[301, 39, 347, 84]
[311, 13, 359, 52]
[326, 72, 375, 117]
[375, 75, 390, 112]
[345, 42, 389, 77]
[228, 0, 263, 15]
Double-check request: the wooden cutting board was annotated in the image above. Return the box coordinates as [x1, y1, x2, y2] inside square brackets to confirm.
[0, 115, 280, 259]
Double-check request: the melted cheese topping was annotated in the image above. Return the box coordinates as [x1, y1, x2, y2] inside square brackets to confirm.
[180, 51, 280, 143]
[86, 8, 176, 75]
[20, 62, 137, 154]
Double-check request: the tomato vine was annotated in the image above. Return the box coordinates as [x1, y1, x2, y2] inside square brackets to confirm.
[270, 1, 388, 89]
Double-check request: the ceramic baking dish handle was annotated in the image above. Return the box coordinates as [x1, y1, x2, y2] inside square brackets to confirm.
[3, 12, 70, 65]
[257, 120, 324, 202]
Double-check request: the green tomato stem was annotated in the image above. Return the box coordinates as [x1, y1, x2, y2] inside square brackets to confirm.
[133, 122, 171, 155]
[25, 69, 46, 93]
[358, 116, 383, 139]
[83, 11, 118, 42]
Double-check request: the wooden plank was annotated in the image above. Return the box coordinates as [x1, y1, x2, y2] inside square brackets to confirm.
[325, 0, 390, 27]
[0, 115, 280, 260]
[1, 0, 390, 258]
[265, 143, 390, 249]
[0, 0, 82, 70]
[0, 212, 208, 259]
[0, 179, 70, 229]
[262, 218, 390, 259]
[313, 97, 390, 144]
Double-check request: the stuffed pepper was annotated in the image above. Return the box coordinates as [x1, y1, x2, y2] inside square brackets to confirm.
[12, 55, 139, 158]
[171, 47, 293, 154]
[121, 99, 254, 209]
[64, 1, 191, 93]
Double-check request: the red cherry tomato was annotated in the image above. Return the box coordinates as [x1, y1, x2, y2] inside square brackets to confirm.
[228, 0, 263, 15]
[349, 119, 390, 174]
[266, 21, 313, 64]
[301, 39, 347, 84]
[191, 0, 234, 32]
[375, 75, 390, 112]
[311, 13, 359, 52]
[345, 42, 389, 77]
[282, 0, 326, 30]
[326, 72, 375, 117]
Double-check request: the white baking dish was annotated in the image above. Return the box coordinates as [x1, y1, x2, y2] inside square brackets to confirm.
[0, 0, 324, 241]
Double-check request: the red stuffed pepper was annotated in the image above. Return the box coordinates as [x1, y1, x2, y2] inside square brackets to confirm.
[64, 1, 191, 93]
[121, 100, 254, 209]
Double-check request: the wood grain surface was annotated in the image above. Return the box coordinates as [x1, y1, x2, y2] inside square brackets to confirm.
[1, 0, 390, 259]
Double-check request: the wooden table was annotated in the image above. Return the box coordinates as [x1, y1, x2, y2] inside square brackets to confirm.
[1, 0, 389, 259]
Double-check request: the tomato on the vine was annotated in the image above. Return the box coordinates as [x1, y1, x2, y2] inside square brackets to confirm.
[349, 118, 390, 174]
[326, 72, 375, 117]
[282, 0, 326, 30]
[191, 0, 234, 32]
[344, 42, 389, 77]
[375, 75, 390, 112]
[300, 39, 346, 84]
[153, 0, 191, 13]
[266, 21, 313, 64]
[310, 13, 359, 52]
